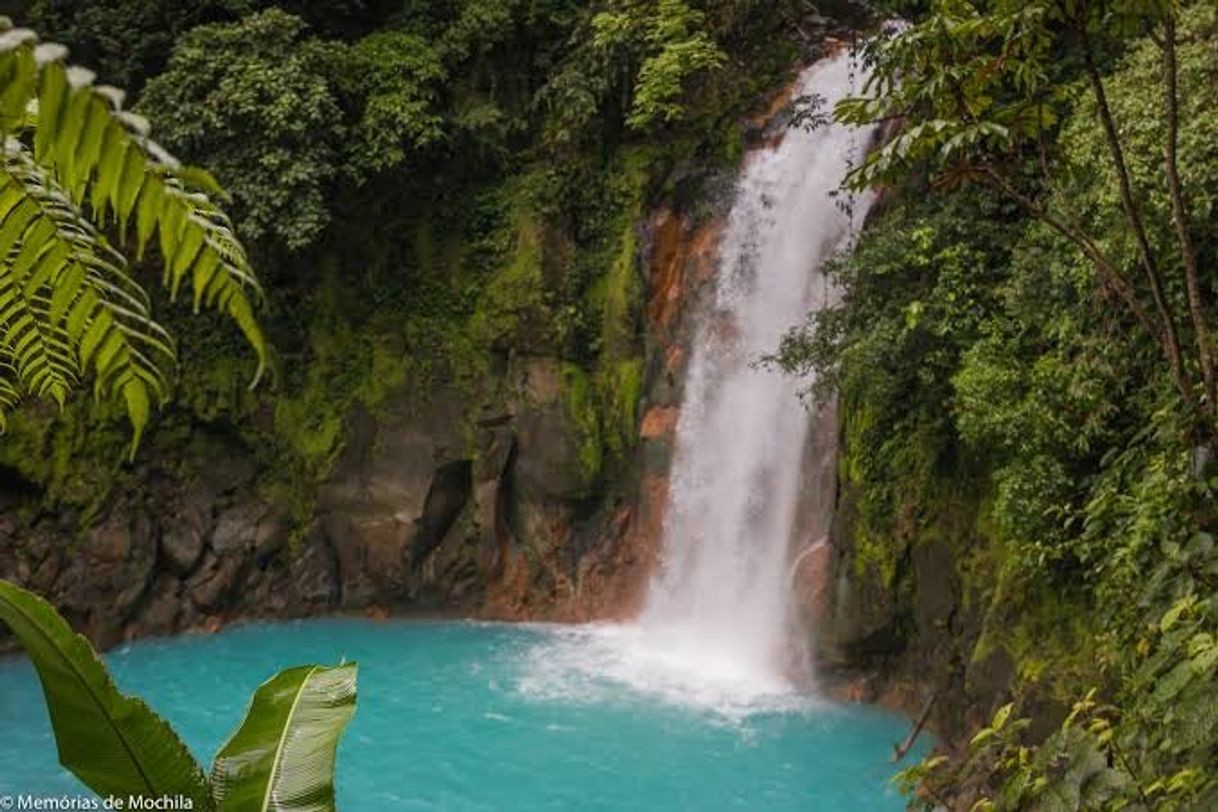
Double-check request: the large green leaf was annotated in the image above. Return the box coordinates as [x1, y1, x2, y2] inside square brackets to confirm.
[0, 580, 213, 809]
[211, 664, 358, 812]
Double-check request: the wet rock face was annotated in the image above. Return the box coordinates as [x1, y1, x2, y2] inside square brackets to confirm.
[0, 355, 645, 655]
[509, 357, 600, 502]
[0, 487, 331, 652]
[310, 365, 625, 615]
[316, 389, 479, 609]
[0, 421, 346, 653]
[812, 476, 1006, 745]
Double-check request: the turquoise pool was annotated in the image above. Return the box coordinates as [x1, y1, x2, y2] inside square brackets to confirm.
[0, 619, 921, 810]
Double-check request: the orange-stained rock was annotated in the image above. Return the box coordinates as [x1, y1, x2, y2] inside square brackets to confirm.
[638, 473, 669, 552]
[665, 345, 685, 377]
[365, 605, 390, 621]
[640, 406, 680, 439]
[647, 210, 725, 337]
[509, 472, 670, 623]
[747, 75, 800, 131]
[824, 37, 847, 55]
[567, 507, 659, 621]
[647, 208, 685, 333]
[482, 545, 532, 620]
[690, 220, 722, 282]
[761, 129, 788, 151]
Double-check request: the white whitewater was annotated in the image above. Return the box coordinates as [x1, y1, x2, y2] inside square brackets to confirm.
[520, 50, 879, 717]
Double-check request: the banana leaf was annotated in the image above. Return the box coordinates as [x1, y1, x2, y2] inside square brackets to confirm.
[211, 663, 358, 812]
[0, 580, 213, 809]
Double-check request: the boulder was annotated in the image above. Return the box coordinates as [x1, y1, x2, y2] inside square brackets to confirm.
[61, 514, 156, 620]
[186, 551, 245, 612]
[159, 505, 207, 577]
[211, 501, 284, 556]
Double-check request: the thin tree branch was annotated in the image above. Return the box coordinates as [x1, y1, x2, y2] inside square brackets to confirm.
[894, 694, 937, 762]
[1077, 7, 1192, 404]
[1162, 13, 1215, 418]
[977, 165, 1156, 337]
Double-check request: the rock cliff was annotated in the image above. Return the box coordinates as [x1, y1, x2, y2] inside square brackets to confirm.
[0, 153, 740, 654]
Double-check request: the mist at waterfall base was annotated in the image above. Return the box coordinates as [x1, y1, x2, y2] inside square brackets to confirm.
[0, 54, 923, 809]
[0, 620, 922, 810]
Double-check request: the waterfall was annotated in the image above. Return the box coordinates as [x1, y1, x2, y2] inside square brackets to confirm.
[519, 50, 879, 716]
[637, 50, 878, 694]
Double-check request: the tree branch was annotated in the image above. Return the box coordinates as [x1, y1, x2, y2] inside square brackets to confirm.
[1162, 13, 1215, 419]
[977, 165, 1156, 338]
[1077, 9, 1192, 404]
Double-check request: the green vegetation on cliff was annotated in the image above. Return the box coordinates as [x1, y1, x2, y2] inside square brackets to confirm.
[778, 1, 1218, 807]
[1, 0, 807, 524]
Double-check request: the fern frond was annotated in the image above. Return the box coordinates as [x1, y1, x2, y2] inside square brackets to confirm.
[0, 347, 22, 430]
[0, 140, 174, 452]
[27, 50, 266, 385]
[0, 23, 267, 452]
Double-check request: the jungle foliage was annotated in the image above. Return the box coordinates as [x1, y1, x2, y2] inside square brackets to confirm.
[776, 0, 1218, 807]
[21, 0, 1218, 806]
[1, 0, 807, 518]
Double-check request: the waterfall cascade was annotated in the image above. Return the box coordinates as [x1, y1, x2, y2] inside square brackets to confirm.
[522, 49, 880, 716]
[637, 50, 878, 692]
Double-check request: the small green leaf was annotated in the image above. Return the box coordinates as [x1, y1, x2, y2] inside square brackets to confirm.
[211, 664, 358, 812]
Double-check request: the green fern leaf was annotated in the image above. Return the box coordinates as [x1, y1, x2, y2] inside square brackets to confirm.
[0, 141, 175, 453]
[0, 26, 267, 447]
[28, 56, 267, 383]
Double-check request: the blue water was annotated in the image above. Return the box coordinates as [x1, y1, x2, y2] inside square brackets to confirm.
[0, 619, 921, 810]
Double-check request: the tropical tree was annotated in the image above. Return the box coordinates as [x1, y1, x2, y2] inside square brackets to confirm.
[0, 580, 357, 812]
[591, 0, 727, 130]
[137, 10, 347, 252]
[23, 0, 255, 90]
[0, 17, 266, 452]
[837, 0, 1217, 440]
[824, 3, 1218, 807]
